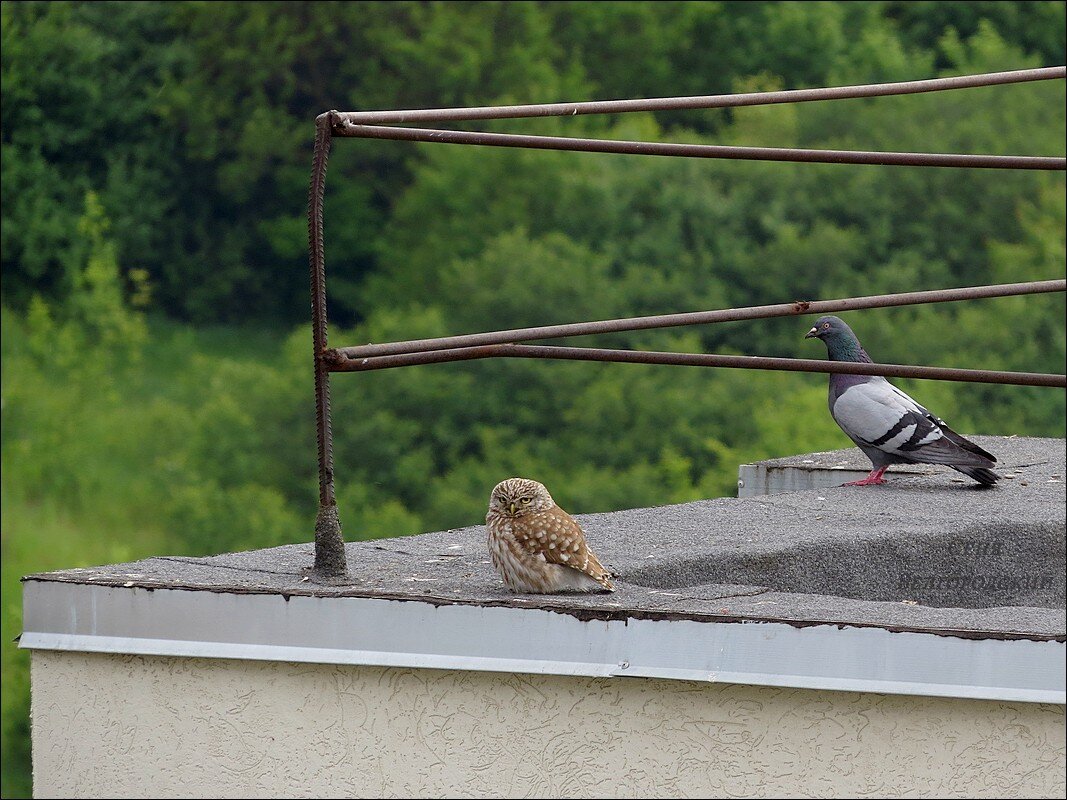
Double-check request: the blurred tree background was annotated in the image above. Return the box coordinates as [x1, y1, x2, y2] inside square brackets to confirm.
[2, 1, 1065, 794]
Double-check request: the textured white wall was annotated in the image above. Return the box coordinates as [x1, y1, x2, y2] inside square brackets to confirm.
[32, 650, 1065, 798]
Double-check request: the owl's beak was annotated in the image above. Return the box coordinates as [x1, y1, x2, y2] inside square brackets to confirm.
[508, 502, 516, 515]
[804, 326, 818, 339]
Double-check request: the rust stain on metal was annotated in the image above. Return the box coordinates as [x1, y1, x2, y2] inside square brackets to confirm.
[321, 348, 346, 367]
[336, 280, 1066, 361]
[336, 66, 1066, 125]
[308, 113, 347, 579]
[329, 344, 1066, 388]
[338, 124, 1067, 171]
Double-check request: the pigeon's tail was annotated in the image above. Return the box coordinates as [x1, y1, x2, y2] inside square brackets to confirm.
[952, 465, 1000, 487]
[939, 425, 997, 464]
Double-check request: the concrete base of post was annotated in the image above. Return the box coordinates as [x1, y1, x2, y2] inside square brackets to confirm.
[312, 503, 349, 583]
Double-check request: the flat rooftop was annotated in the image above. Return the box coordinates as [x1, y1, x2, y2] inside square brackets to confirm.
[25, 435, 1065, 637]
[21, 436, 1065, 703]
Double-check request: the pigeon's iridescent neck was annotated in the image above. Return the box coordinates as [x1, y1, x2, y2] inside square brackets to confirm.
[824, 336, 872, 364]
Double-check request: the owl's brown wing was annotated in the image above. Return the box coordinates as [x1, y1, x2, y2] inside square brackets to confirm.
[517, 506, 615, 590]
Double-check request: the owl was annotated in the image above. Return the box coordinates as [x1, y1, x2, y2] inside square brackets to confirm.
[486, 478, 615, 593]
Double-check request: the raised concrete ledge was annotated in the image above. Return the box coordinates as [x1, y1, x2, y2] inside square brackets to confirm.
[21, 436, 1066, 703]
[737, 433, 1060, 497]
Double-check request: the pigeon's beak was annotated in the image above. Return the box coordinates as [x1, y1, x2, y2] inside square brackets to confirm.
[804, 326, 818, 339]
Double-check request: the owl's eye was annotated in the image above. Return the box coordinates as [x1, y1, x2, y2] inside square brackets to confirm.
[521, 497, 532, 504]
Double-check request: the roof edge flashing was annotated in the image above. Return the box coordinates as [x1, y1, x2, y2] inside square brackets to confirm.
[20, 582, 1065, 705]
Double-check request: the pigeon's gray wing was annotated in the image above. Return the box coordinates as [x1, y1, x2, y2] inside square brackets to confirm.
[832, 379, 994, 467]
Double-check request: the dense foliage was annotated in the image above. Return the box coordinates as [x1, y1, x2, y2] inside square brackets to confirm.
[2, 2, 1065, 796]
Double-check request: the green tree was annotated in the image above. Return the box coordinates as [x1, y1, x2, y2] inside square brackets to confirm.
[1, 2, 185, 311]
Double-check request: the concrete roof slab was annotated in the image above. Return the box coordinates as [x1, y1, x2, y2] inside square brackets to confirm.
[25, 437, 1066, 640]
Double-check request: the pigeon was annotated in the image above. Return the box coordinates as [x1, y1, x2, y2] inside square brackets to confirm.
[805, 315, 998, 487]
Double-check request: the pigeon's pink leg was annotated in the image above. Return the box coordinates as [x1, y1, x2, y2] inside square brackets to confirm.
[844, 466, 888, 486]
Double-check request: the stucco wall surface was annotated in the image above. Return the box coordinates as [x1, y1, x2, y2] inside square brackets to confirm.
[32, 650, 1065, 799]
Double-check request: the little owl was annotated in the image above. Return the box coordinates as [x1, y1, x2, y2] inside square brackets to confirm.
[486, 477, 615, 593]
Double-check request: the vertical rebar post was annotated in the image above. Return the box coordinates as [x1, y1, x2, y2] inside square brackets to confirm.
[308, 111, 347, 580]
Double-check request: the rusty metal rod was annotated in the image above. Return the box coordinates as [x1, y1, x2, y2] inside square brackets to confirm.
[335, 66, 1066, 125]
[309, 117, 335, 507]
[334, 123, 1065, 170]
[336, 280, 1067, 360]
[308, 114, 347, 578]
[329, 344, 1066, 388]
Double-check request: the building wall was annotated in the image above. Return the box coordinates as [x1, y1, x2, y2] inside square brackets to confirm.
[32, 650, 1065, 798]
